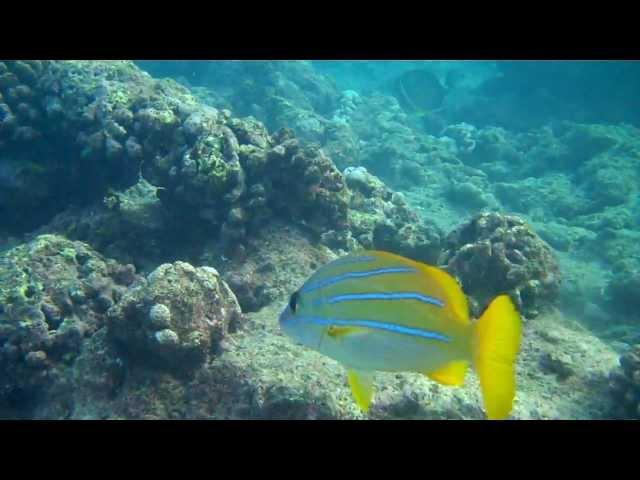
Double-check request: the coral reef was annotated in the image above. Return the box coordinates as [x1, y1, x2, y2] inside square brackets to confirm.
[0, 61, 351, 253]
[204, 222, 337, 312]
[173, 60, 341, 145]
[35, 183, 177, 273]
[608, 344, 640, 419]
[341, 166, 443, 264]
[0, 233, 244, 418]
[327, 93, 428, 186]
[20, 299, 618, 420]
[1, 59, 636, 420]
[435, 121, 640, 326]
[439, 212, 561, 318]
[0, 214, 617, 421]
[0, 60, 447, 285]
[0, 234, 140, 415]
[107, 261, 243, 372]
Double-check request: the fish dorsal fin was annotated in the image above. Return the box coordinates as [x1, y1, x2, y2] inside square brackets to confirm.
[347, 369, 375, 412]
[425, 360, 469, 387]
[416, 263, 470, 326]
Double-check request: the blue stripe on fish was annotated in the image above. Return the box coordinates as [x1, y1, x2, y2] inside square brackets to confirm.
[324, 292, 445, 307]
[301, 266, 417, 293]
[305, 316, 451, 342]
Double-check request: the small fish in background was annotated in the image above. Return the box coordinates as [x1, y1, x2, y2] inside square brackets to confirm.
[279, 250, 522, 420]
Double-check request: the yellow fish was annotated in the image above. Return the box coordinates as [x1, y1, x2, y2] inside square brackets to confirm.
[279, 250, 522, 420]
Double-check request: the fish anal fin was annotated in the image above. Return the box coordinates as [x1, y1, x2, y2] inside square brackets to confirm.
[425, 360, 468, 387]
[347, 369, 375, 412]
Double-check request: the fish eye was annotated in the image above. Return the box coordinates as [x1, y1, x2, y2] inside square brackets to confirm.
[289, 291, 300, 313]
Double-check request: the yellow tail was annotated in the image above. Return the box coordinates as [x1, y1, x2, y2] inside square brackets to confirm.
[472, 295, 522, 420]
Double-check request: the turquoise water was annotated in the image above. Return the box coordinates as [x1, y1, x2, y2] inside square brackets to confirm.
[0, 60, 638, 419]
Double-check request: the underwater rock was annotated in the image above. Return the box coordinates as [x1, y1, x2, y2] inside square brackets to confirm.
[105, 301, 615, 420]
[439, 212, 561, 318]
[0, 60, 190, 233]
[324, 92, 432, 188]
[572, 124, 640, 209]
[454, 126, 523, 170]
[533, 221, 595, 254]
[493, 174, 593, 220]
[445, 180, 497, 210]
[608, 344, 640, 419]
[249, 128, 349, 240]
[182, 61, 340, 144]
[323, 121, 361, 171]
[207, 222, 336, 313]
[107, 261, 243, 372]
[103, 177, 166, 231]
[0, 61, 356, 268]
[341, 167, 443, 264]
[0, 234, 142, 415]
[38, 202, 171, 274]
[0, 268, 620, 420]
[586, 224, 640, 275]
[343, 166, 388, 198]
[441, 123, 478, 155]
[539, 352, 575, 380]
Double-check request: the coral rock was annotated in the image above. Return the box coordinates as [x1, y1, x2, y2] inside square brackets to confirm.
[0, 234, 142, 415]
[608, 344, 640, 419]
[107, 261, 243, 371]
[440, 212, 561, 318]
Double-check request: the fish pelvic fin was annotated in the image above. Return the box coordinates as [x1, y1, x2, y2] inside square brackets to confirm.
[472, 295, 522, 420]
[347, 369, 375, 412]
[425, 360, 468, 387]
[328, 324, 366, 339]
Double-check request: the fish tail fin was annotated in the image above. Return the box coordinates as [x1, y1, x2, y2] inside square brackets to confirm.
[472, 294, 522, 420]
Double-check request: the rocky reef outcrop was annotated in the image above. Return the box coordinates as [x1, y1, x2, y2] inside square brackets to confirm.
[2, 61, 448, 274]
[439, 212, 561, 318]
[0, 234, 140, 415]
[608, 345, 640, 419]
[341, 166, 442, 263]
[2, 59, 633, 421]
[107, 261, 243, 371]
[0, 235, 243, 418]
[0, 61, 349, 251]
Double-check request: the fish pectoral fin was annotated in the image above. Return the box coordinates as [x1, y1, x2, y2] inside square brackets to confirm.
[327, 325, 365, 339]
[425, 360, 468, 387]
[347, 369, 375, 412]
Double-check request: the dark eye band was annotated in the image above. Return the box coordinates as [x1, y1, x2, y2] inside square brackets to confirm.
[289, 291, 299, 312]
